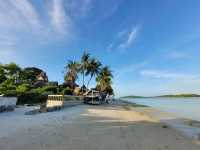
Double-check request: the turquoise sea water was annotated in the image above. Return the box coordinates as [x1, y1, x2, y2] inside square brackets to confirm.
[123, 98, 200, 121]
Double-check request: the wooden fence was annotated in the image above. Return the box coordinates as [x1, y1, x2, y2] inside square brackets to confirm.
[46, 95, 83, 109]
[46, 95, 64, 108]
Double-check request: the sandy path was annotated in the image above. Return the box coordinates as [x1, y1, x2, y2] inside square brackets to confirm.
[0, 104, 200, 150]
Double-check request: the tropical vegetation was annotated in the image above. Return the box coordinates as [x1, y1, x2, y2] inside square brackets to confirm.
[0, 51, 114, 104]
[64, 51, 114, 96]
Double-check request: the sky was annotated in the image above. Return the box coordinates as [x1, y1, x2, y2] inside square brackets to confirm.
[1, 0, 200, 97]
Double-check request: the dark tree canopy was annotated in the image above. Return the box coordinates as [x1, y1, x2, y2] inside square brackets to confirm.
[21, 67, 47, 84]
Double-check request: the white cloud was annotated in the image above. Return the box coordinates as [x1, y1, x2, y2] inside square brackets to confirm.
[0, 0, 76, 50]
[49, 0, 70, 33]
[0, 0, 72, 62]
[0, 1, 41, 45]
[0, 0, 94, 47]
[0, 0, 98, 64]
[9, 0, 41, 29]
[140, 70, 200, 80]
[133, 69, 200, 96]
[119, 26, 139, 49]
[107, 25, 140, 52]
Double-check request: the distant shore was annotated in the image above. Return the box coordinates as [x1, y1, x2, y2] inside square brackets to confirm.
[121, 94, 200, 99]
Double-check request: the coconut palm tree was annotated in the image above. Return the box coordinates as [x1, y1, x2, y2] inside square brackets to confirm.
[64, 60, 80, 88]
[80, 51, 90, 89]
[96, 66, 113, 94]
[86, 58, 102, 89]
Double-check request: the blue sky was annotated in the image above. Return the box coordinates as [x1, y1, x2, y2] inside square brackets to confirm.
[1, 0, 200, 97]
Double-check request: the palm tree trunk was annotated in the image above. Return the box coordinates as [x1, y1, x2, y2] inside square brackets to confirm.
[83, 72, 85, 86]
[82, 71, 85, 92]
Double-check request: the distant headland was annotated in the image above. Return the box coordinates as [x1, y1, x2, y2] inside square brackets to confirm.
[121, 94, 200, 99]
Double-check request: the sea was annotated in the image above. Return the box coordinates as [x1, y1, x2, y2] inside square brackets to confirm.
[123, 97, 200, 121]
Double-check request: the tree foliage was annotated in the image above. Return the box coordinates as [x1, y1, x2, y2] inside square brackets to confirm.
[0, 63, 53, 104]
[64, 51, 114, 96]
[86, 58, 102, 88]
[64, 61, 80, 83]
[0, 50, 114, 105]
[80, 51, 90, 87]
[96, 66, 114, 95]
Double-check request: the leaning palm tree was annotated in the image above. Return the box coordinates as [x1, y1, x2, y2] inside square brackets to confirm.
[86, 58, 102, 89]
[64, 60, 80, 88]
[80, 51, 90, 89]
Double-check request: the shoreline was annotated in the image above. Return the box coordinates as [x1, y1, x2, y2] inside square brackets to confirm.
[119, 99, 200, 140]
[0, 102, 200, 149]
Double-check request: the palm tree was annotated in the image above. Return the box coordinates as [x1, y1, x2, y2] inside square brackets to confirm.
[80, 51, 90, 89]
[64, 60, 80, 88]
[96, 66, 113, 93]
[86, 58, 102, 89]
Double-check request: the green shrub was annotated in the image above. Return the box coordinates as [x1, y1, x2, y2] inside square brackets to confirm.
[29, 86, 58, 95]
[62, 87, 73, 95]
[2, 90, 18, 97]
[41, 86, 58, 94]
[0, 79, 16, 92]
[17, 91, 48, 105]
[29, 88, 43, 94]
[58, 85, 64, 93]
[16, 84, 30, 93]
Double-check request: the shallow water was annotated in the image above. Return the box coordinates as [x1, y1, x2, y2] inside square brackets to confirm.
[123, 98, 200, 121]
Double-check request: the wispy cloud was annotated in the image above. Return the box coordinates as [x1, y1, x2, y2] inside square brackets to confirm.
[107, 25, 140, 53]
[139, 69, 200, 95]
[0, 0, 89, 50]
[0, 0, 74, 62]
[118, 26, 139, 49]
[9, 0, 41, 29]
[0, 0, 95, 46]
[0, 1, 40, 43]
[0, 0, 42, 52]
[49, 0, 70, 34]
[141, 70, 199, 80]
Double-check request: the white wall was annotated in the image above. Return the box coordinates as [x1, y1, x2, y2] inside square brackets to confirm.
[0, 97, 17, 107]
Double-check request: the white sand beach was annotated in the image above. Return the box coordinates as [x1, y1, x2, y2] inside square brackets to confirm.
[0, 102, 200, 150]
